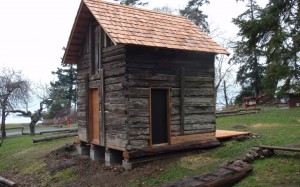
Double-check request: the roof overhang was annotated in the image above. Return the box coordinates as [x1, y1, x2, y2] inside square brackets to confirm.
[62, 2, 92, 64]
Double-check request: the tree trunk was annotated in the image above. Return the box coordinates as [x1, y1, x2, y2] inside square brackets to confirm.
[223, 80, 229, 107]
[29, 121, 35, 136]
[1, 108, 6, 137]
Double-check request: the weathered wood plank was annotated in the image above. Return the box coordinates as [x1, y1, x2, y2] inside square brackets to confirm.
[127, 116, 149, 124]
[103, 54, 125, 63]
[180, 67, 185, 135]
[126, 109, 149, 117]
[184, 114, 215, 124]
[103, 60, 125, 69]
[125, 88, 149, 98]
[105, 67, 125, 78]
[106, 97, 125, 104]
[102, 47, 125, 58]
[184, 128, 215, 135]
[255, 145, 300, 152]
[105, 103, 125, 112]
[123, 139, 220, 159]
[100, 69, 106, 146]
[105, 82, 124, 92]
[170, 132, 216, 144]
[105, 76, 124, 85]
[102, 44, 125, 53]
[127, 79, 180, 87]
[125, 98, 149, 109]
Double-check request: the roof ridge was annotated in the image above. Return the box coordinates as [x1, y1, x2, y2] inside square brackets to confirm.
[84, 0, 187, 19]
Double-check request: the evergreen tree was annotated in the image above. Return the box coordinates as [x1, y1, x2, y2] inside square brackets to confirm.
[113, 0, 148, 6]
[46, 64, 77, 119]
[180, 0, 210, 33]
[257, 0, 300, 97]
[233, 0, 300, 99]
[232, 0, 264, 97]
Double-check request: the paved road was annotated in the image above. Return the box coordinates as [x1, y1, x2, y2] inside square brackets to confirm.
[5, 127, 77, 137]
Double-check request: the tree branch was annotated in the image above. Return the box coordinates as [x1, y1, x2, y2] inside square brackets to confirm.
[8, 110, 31, 117]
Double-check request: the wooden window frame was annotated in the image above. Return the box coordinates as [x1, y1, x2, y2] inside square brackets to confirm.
[149, 87, 172, 147]
[89, 23, 102, 76]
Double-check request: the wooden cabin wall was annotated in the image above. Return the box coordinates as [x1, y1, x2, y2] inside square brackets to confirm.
[77, 32, 90, 142]
[124, 45, 216, 150]
[102, 45, 127, 149]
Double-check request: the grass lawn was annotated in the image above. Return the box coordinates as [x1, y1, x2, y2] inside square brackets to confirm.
[0, 134, 76, 172]
[137, 107, 300, 186]
[0, 108, 299, 186]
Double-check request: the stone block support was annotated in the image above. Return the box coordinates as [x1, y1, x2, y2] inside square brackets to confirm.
[90, 145, 105, 160]
[77, 142, 90, 156]
[105, 149, 122, 166]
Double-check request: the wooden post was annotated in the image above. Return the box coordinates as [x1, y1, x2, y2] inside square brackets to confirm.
[85, 75, 90, 143]
[180, 67, 185, 135]
[100, 69, 106, 146]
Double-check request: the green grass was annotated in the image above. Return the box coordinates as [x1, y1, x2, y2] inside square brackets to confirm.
[137, 107, 300, 186]
[0, 134, 76, 172]
[1, 109, 300, 186]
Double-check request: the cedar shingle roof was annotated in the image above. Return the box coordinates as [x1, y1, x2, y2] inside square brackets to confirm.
[63, 0, 229, 64]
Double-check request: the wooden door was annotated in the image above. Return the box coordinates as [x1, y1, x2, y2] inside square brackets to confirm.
[89, 88, 100, 144]
[151, 89, 169, 145]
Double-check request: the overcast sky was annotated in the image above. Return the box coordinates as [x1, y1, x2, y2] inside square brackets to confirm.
[0, 0, 267, 123]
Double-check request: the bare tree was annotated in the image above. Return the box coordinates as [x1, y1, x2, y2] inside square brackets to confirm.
[214, 54, 234, 92]
[153, 5, 174, 14]
[9, 100, 47, 135]
[9, 84, 51, 135]
[223, 80, 229, 107]
[0, 68, 30, 137]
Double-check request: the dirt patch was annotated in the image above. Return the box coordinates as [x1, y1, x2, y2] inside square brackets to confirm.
[13, 147, 34, 157]
[232, 125, 248, 129]
[179, 155, 220, 169]
[251, 123, 281, 129]
[1, 144, 179, 187]
[284, 141, 300, 148]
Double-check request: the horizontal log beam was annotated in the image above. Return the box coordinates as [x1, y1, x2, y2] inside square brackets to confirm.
[0, 176, 17, 187]
[255, 145, 300, 152]
[38, 128, 78, 135]
[32, 132, 78, 143]
[123, 139, 220, 159]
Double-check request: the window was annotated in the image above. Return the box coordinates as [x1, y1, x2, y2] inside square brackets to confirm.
[90, 23, 102, 75]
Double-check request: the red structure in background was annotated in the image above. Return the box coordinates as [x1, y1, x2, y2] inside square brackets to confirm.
[241, 95, 266, 108]
[241, 96, 257, 108]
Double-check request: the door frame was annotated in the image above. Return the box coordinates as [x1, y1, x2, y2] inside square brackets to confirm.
[88, 87, 101, 145]
[149, 87, 171, 146]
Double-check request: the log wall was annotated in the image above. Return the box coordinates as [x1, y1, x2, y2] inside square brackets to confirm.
[77, 38, 217, 151]
[102, 45, 127, 149]
[76, 21, 127, 149]
[77, 32, 90, 141]
[124, 45, 216, 150]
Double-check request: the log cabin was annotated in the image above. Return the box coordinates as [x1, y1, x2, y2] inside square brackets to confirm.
[62, 0, 229, 168]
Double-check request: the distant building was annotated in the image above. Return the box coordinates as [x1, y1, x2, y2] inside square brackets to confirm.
[288, 94, 300, 108]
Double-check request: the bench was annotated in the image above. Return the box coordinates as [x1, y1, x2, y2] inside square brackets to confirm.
[5, 127, 25, 135]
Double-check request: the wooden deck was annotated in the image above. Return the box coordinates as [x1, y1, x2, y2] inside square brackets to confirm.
[216, 130, 250, 140]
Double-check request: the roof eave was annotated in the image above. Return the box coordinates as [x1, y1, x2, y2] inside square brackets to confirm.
[62, 1, 86, 64]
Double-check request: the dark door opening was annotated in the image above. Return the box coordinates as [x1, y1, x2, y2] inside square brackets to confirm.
[151, 89, 169, 145]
